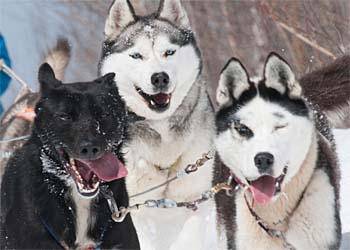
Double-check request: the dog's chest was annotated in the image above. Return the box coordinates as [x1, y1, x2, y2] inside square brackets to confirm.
[71, 188, 96, 247]
[125, 120, 214, 203]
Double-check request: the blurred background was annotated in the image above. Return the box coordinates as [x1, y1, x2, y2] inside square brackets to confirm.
[0, 0, 349, 111]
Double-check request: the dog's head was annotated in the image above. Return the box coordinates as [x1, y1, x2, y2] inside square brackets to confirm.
[215, 53, 315, 204]
[35, 63, 134, 198]
[99, 0, 201, 120]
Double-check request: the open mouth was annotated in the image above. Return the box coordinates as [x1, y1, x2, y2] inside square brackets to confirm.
[58, 149, 128, 198]
[135, 86, 171, 111]
[245, 166, 288, 205]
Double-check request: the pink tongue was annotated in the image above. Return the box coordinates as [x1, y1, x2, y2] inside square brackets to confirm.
[248, 175, 276, 204]
[76, 152, 128, 182]
[152, 93, 170, 105]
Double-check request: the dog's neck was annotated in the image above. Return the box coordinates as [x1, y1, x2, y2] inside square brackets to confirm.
[243, 130, 318, 228]
[128, 77, 207, 166]
[70, 185, 96, 247]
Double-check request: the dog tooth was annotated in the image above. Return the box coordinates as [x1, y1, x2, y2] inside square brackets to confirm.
[150, 100, 155, 106]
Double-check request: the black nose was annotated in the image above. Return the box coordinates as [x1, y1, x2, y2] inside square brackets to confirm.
[254, 152, 274, 172]
[151, 72, 169, 90]
[78, 141, 101, 159]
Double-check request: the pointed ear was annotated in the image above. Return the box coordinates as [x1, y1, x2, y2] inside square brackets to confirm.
[264, 52, 302, 99]
[216, 58, 250, 107]
[104, 0, 136, 39]
[96, 72, 116, 86]
[126, 110, 145, 123]
[38, 63, 61, 94]
[157, 0, 190, 29]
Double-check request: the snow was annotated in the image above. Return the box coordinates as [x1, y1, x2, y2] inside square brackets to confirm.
[335, 129, 350, 249]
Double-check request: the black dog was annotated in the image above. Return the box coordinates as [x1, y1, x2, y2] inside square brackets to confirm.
[1, 63, 140, 249]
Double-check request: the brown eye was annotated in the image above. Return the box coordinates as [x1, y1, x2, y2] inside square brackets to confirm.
[234, 123, 253, 138]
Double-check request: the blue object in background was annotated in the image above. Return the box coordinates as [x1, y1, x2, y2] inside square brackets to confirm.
[0, 33, 12, 115]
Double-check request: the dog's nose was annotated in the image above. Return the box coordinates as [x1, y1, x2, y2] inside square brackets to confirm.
[78, 141, 101, 159]
[254, 152, 274, 172]
[151, 72, 169, 90]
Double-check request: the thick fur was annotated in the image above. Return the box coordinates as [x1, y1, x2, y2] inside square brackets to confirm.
[0, 64, 140, 249]
[0, 39, 70, 178]
[214, 53, 341, 250]
[99, 1, 217, 249]
[299, 55, 350, 129]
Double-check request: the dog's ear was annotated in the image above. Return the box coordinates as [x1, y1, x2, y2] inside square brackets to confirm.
[104, 0, 136, 39]
[264, 52, 302, 99]
[96, 72, 116, 86]
[126, 110, 145, 123]
[157, 0, 190, 29]
[216, 58, 250, 107]
[38, 63, 61, 94]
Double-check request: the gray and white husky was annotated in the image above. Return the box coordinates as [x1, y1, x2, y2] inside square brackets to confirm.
[214, 53, 341, 250]
[99, 0, 216, 249]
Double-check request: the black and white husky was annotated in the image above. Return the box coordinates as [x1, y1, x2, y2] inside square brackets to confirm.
[1, 63, 140, 249]
[214, 53, 341, 250]
[99, 1, 216, 249]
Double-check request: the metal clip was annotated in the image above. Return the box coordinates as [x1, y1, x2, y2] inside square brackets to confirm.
[185, 164, 198, 173]
[185, 202, 198, 211]
[145, 199, 178, 208]
[157, 198, 178, 208]
[111, 207, 129, 223]
[100, 186, 125, 223]
[226, 174, 235, 197]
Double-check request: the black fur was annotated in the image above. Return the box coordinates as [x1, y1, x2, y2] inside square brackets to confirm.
[214, 54, 341, 249]
[1, 64, 140, 249]
[216, 80, 309, 134]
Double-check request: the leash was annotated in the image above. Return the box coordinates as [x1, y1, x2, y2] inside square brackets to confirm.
[243, 195, 297, 250]
[0, 59, 34, 144]
[0, 108, 35, 143]
[129, 150, 215, 198]
[102, 151, 239, 222]
[0, 59, 34, 92]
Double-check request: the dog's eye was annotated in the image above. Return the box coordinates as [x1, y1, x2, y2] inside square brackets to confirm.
[57, 113, 71, 121]
[164, 49, 176, 57]
[100, 112, 110, 118]
[234, 124, 253, 138]
[130, 52, 143, 60]
[274, 124, 288, 131]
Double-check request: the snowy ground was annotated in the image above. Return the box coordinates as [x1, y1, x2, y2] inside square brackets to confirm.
[335, 129, 350, 250]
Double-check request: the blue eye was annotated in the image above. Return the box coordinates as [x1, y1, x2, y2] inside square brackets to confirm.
[130, 53, 143, 60]
[164, 49, 176, 57]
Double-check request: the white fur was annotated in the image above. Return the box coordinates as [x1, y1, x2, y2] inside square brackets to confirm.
[104, 0, 135, 39]
[216, 59, 250, 106]
[124, 116, 217, 249]
[71, 185, 96, 248]
[159, 0, 190, 29]
[100, 2, 217, 249]
[215, 71, 338, 249]
[216, 96, 314, 185]
[101, 34, 200, 121]
[234, 146, 337, 250]
[264, 54, 301, 98]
